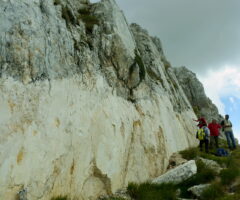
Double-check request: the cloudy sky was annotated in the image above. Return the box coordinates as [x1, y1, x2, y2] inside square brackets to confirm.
[92, 0, 240, 139]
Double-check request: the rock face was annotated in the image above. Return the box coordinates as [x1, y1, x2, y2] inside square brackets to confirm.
[0, 0, 198, 199]
[152, 160, 197, 184]
[174, 66, 222, 123]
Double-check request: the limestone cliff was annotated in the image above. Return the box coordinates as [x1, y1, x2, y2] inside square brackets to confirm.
[174, 66, 222, 123]
[0, 0, 198, 199]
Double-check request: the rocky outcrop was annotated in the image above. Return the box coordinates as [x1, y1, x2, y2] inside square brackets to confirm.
[0, 0, 199, 199]
[152, 160, 197, 184]
[174, 66, 222, 123]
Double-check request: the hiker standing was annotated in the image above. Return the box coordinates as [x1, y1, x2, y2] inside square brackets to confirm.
[193, 117, 207, 128]
[196, 124, 210, 153]
[208, 119, 221, 148]
[221, 114, 236, 150]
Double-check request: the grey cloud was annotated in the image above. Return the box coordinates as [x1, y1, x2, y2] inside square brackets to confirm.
[115, 0, 240, 75]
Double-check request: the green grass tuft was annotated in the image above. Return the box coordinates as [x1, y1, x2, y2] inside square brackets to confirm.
[200, 183, 224, 200]
[127, 182, 139, 199]
[78, 7, 99, 33]
[100, 197, 126, 200]
[220, 167, 240, 185]
[179, 147, 198, 160]
[127, 182, 177, 200]
[219, 193, 240, 200]
[51, 196, 68, 200]
[196, 159, 218, 181]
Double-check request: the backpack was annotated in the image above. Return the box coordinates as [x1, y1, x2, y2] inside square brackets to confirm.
[202, 126, 210, 137]
[196, 128, 205, 140]
[216, 148, 229, 157]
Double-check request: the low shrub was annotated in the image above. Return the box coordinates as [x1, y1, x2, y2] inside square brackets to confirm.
[78, 7, 99, 33]
[127, 182, 139, 199]
[51, 196, 68, 200]
[100, 197, 126, 200]
[218, 194, 240, 200]
[218, 193, 240, 200]
[200, 183, 224, 200]
[231, 149, 240, 159]
[127, 182, 177, 200]
[196, 160, 217, 181]
[220, 167, 240, 185]
[179, 147, 198, 160]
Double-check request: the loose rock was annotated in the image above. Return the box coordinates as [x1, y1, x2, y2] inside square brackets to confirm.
[152, 160, 197, 184]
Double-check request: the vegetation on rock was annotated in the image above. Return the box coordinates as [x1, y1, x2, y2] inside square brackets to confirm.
[78, 7, 99, 33]
[127, 182, 177, 200]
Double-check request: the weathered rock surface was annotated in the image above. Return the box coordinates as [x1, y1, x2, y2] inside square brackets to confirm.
[0, 0, 199, 199]
[174, 66, 222, 123]
[152, 160, 197, 184]
[188, 184, 211, 197]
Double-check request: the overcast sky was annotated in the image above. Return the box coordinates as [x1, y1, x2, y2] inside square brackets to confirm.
[91, 0, 240, 139]
[115, 0, 240, 75]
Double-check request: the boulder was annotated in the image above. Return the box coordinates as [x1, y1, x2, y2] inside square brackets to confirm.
[152, 160, 197, 184]
[188, 184, 211, 197]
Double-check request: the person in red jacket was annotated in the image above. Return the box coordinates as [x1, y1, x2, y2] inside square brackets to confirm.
[208, 119, 221, 148]
[193, 117, 207, 128]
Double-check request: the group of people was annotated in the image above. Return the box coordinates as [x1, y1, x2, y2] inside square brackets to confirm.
[194, 114, 236, 153]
